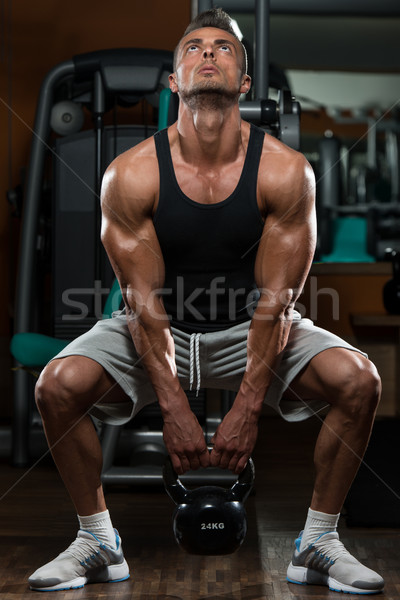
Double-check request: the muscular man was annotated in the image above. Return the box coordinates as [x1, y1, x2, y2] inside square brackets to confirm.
[29, 8, 384, 595]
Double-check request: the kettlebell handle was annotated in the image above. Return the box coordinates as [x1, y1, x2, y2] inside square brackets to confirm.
[229, 456, 255, 503]
[163, 456, 189, 505]
[163, 447, 255, 505]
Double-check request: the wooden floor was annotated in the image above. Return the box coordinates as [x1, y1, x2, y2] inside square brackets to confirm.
[0, 415, 399, 599]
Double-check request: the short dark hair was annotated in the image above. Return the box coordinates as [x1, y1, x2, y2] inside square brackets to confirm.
[173, 8, 247, 75]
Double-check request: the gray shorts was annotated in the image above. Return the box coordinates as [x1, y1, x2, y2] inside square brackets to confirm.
[52, 311, 367, 424]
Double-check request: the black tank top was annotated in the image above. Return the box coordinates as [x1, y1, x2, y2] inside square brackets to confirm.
[153, 124, 265, 333]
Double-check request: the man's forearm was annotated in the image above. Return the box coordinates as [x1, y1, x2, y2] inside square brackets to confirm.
[125, 302, 189, 414]
[125, 298, 209, 474]
[236, 307, 293, 415]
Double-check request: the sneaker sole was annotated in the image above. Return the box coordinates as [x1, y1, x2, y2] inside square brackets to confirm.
[29, 559, 130, 592]
[287, 563, 383, 595]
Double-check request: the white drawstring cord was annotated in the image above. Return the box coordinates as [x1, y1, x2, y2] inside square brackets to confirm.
[194, 333, 201, 395]
[189, 333, 202, 396]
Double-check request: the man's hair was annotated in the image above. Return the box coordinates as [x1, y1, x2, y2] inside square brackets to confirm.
[173, 8, 247, 75]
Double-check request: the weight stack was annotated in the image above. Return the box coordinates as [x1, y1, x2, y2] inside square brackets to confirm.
[344, 419, 400, 527]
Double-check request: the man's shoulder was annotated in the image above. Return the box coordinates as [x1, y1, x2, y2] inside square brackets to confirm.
[103, 134, 160, 195]
[259, 131, 312, 183]
[255, 130, 315, 213]
[260, 129, 304, 162]
[108, 134, 159, 174]
[101, 134, 161, 215]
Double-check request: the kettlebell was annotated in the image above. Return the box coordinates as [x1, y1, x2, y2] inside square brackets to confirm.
[383, 249, 400, 314]
[163, 451, 255, 555]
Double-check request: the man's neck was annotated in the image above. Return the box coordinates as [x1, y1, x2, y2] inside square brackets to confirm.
[175, 102, 244, 166]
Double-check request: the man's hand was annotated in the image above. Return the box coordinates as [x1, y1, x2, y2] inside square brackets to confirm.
[163, 405, 210, 475]
[209, 403, 259, 474]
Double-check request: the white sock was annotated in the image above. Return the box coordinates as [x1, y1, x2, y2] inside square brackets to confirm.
[300, 507, 340, 551]
[78, 509, 116, 549]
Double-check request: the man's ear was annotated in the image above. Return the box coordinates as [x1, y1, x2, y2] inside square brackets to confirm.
[239, 74, 251, 95]
[169, 73, 179, 94]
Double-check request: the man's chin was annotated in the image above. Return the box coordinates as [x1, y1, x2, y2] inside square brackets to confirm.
[181, 84, 238, 109]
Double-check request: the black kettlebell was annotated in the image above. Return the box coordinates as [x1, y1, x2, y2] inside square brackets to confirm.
[163, 451, 255, 556]
[383, 249, 400, 314]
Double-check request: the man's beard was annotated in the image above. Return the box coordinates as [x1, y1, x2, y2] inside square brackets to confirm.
[180, 80, 239, 111]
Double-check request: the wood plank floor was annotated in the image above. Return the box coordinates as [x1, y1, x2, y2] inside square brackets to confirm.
[0, 415, 399, 599]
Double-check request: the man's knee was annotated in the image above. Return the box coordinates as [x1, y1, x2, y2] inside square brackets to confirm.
[334, 354, 381, 417]
[35, 357, 99, 418]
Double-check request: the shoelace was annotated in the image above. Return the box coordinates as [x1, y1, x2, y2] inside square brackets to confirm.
[189, 333, 201, 396]
[63, 535, 108, 565]
[312, 534, 353, 564]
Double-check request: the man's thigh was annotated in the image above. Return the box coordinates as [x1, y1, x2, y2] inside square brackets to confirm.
[43, 355, 130, 406]
[47, 313, 152, 423]
[283, 347, 374, 405]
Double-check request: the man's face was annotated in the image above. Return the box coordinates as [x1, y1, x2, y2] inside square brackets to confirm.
[170, 27, 250, 107]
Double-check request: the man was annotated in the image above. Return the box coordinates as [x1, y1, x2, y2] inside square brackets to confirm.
[29, 8, 384, 595]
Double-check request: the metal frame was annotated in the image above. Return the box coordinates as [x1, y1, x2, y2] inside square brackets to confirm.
[13, 59, 75, 466]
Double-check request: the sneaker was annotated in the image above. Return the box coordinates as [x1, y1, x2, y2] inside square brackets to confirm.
[28, 528, 130, 591]
[286, 531, 384, 595]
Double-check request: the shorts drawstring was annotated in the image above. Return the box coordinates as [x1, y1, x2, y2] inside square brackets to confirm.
[189, 333, 202, 396]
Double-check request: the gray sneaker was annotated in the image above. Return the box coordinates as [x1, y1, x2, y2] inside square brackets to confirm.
[28, 529, 130, 591]
[287, 531, 384, 594]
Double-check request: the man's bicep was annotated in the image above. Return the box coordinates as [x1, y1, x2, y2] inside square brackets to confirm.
[255, 177, 316, 308]
[259, 215, 314, 281]
[100, 159, 165, 302]
[102, 214, 166, 315]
